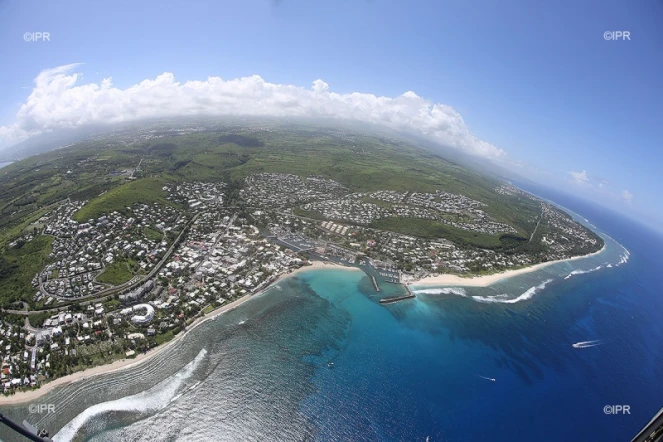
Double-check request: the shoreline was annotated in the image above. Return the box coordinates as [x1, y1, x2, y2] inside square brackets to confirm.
[0, 249, 605, 405]
[0, 261, 355, 405]
[409, 244, 607, 288]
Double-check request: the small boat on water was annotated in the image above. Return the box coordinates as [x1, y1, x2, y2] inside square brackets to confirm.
[572, 340, 602, 348]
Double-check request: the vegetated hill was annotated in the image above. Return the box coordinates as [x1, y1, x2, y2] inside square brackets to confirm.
[218, 134, 265, 147]
[72, 177, 177, 222]
[0, 235, 53, 307]
[0, 122, 545, 240]
[0, 122, 606, 309]
[371, 218, 505, 249]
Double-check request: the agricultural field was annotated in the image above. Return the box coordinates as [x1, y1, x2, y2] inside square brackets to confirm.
[0, 120, 602, 308]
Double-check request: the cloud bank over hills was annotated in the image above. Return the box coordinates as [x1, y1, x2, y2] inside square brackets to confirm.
[0, 64, 504, 159]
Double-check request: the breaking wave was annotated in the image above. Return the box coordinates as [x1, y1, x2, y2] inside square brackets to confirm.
[472, 279, 554, 304]
[53, 348, 208, 442]
[564, 265, 603, 280]
[413, 287, 467, 297]
[616, 249, 631, 266]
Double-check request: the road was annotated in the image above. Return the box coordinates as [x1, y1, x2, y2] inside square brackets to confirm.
[38, 269, 110, 301]
[129, 158, 143, 178]
[529, 204, 544, 243]
[3, 213, 200, 315]
[193, 213, 236, 273]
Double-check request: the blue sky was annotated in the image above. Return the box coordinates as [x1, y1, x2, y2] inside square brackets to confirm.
[1, 0, 662, 229]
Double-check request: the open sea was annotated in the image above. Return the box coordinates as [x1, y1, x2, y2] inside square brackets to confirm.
[2, 188, 662, 442]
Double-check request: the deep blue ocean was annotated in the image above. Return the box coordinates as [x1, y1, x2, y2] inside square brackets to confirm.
[2, 188, 662, 442]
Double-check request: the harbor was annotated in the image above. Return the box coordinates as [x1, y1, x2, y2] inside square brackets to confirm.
[378, 285, 416, 305]
[266, 231, 421, 306]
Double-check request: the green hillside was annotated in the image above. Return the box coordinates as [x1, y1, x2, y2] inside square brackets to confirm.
[0, 121, 605, 309]
[0, 124, 544, 245]
[73, 177, 176, 222]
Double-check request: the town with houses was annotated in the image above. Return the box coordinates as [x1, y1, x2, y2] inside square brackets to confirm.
[1, 175, 602, 395]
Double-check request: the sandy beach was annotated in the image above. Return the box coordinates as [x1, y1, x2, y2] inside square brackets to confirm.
[0, 261, 356, 405]
[283, 260, 361, 278]
[2, 251, 603, 404]
[409, 245, 607, 287]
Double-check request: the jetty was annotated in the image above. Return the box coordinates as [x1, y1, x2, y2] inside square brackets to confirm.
[368, 274, 380, 292]
[379, 285, 415, 305]
[379, 293, 415, 304]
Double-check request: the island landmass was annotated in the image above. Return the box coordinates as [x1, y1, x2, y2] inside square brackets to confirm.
[0, 120, 604, 400]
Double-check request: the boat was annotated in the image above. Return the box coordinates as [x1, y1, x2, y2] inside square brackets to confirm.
[572, 340, 601, 348]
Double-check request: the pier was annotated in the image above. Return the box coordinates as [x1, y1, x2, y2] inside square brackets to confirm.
[378, 284, 415, 305]
[368, 274, 381, 292]
[379, 293, 415, 304]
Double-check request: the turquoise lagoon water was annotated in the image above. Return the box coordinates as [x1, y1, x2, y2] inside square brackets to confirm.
[1, 204, 662, 442]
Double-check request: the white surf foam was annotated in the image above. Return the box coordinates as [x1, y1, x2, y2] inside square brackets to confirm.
[564, 265, 603, 280]
[53, 348, 207, 442]
[413, 287, 467, 297]
[616, 249, 631, 266]
[169, 392, 184, 403]
[471, 279, 554, 304]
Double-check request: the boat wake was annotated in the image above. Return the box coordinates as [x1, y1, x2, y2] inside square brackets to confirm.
[477, 374, 496, 382]
[572, 340, 602, 349]
[412, 287, 467, 297]
[472, 279, 554, 304]
[53, 348, 208, 442]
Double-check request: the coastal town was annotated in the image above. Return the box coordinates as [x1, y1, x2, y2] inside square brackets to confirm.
[0, 174, 603, 396]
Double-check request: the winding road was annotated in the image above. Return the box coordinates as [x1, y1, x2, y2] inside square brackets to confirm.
[2, 213, 200, 316]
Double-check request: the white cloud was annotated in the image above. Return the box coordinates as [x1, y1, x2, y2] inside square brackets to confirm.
[0, 64, 505, 158]
[563, 168, 637, 209]
[568, 169, 590, 184]
[621, 189, 633, 204]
